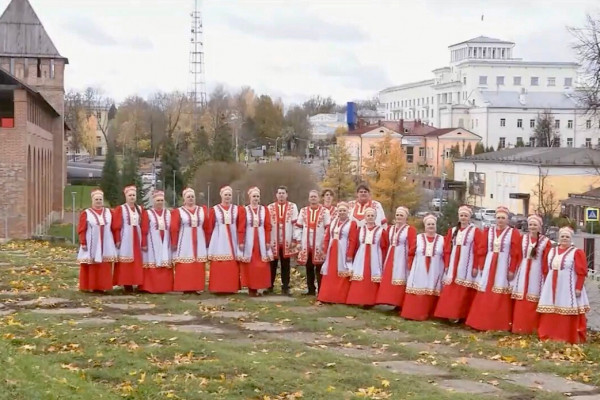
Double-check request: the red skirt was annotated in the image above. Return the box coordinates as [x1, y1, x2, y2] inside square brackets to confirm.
[79, 262, 113, 291]
[346, 249, 379, 306]
[318, 241, 351, 304]
[538, 313, 587, 344]
[113, 231, 144, 286]
[209, 260, 241, 293]
[434, 283, 475, 320]
[512, 299, 539, 334]
[139, 268, 174, 293]
[375, 252, 405, 307]
[174, 262, 206, 291]
[401, 293, 438, 321]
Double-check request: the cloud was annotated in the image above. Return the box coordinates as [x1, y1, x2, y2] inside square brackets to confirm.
[317, 54, 393, 91]
[220, 7, 368, 43]
[64, 16, 153, 50]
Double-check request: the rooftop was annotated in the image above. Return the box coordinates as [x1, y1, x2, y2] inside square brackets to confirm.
[0, 0, 67, 60]
[479, 91, 579, 109]
[0, 67, 59, 116]
[450, 36, 515, 47]
[459, 147, 600, 166]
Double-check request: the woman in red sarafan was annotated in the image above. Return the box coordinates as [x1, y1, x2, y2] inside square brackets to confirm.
[317, 202, 358, 304]
[466, 206, 521, 332]
[537, 226, 590, 344]
[207, 186, 243, 293]
[170, 187, 209, 292]
[434, 205, 482, 321]
[139, 190, 174, 293]
[345, 207, 388, 306]
[238, 187, 273, 297]
[510, 214, 551, 334]
[76, 189, 117, 292]
[375, 206, 416, 308]
[111, 185, 147, 292]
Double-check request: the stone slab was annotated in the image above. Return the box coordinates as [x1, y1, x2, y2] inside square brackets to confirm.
[101, 295, 137, 301]
[75, 318, 117, 325]
[103, 303, 155, 311]
[172, 324, 227, 335]
[194, 298, 233, 307]
[374, 361, 450, 377]
[373, 305, 397, 312]
[458, 357, 526, 372]
[325, 346, 390, 359]
[282, 331, 341, 345]
[133, 314, 196, 323]
[362, 328, 411, 341]
[0, 309, 15, 316]
[401, 341, 459, 356]
[438, 379, 501, 394]
[571, 395, 600, 400]
[31, 307, 94, 315]
[15, 297, 70, 307]
[0, 262, 10, 266]
[505, 372, 597, 393]
[250, 295, 295, 303]
[319, 316, 365, 327]
[241, 321, 292, 332]
[210, 311, 250, 319]
[288, 306, 324, 315]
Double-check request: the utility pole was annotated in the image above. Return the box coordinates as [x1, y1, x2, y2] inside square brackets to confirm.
[440, 146, 446, 201]
[71, 192, 77, 244]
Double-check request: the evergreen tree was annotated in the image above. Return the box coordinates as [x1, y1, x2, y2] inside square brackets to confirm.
[100, 144, 121, 207]
[464, 143, 473, 156]
[321, 138, 356, 201]
[474, 142, 485, 154]
[160, 135, 185, 201]
[515, 137, 525, 147]
[121, 150, 147, 206]
[486, 145, 495, 152]
[212, 115, 234, 162]
[532, 110, 560, 147]
[437, 200, 460, 235]
[450, 144, 461, 157]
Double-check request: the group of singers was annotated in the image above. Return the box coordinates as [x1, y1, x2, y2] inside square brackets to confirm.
[77, 183, 590, 344]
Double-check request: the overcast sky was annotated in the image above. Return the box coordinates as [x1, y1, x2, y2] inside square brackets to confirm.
[2, 0, 598, 105]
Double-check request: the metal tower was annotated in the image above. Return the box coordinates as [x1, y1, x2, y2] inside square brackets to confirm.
[189, 0, 207, 109]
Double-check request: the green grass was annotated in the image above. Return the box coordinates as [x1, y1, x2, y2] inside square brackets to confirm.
[0, 241, 598, 399]
[47, 223, 75, 242]
[64, 185, 109, 211]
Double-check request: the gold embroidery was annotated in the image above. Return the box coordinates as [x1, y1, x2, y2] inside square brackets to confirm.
[537, 305, 590, 315]
[173, 257, 207, 263]
[405, 287, 441, 296]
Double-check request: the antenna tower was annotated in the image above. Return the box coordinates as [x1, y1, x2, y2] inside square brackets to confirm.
[189, 0, 207, 110]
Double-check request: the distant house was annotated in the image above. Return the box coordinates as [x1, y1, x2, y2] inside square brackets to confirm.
[309, 113, 346, 140]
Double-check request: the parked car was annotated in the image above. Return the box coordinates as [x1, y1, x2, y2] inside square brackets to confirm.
[473, 207, 483, 221]
[480, 208, 496, 228]
[430, 198, 447, 210]
[141, 173, 156, 184]
[510, 214, 528, 230]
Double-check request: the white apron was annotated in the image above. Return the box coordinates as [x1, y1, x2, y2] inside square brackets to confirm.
[321, 218, 352, 277]
[238, 205, 273, 263]
[475, 227, 514, 294]
[77, 208, 117, 264]
[444, 225, 478, 288]
[208, 204, 239, 261]
[350, 225, 384, 282]
[511, 234, 549, 301]
[406, 233, 445, 296]
[384, 224, 410, 285]
[117, 204, 142, 262]
[173, 206, 208, 263]
[143, 208, 171, 268]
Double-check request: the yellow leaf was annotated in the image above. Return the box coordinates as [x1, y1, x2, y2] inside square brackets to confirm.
[381, 379, 390, 387]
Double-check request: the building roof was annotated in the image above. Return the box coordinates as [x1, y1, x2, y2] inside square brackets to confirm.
[0, 0, 67, 60]
[450, 36, 515, 47]
[459, 147, 600, 166]
[379, 79, 435, 94]
[0, 68, 59, 116]
[479, 91, 579, 109]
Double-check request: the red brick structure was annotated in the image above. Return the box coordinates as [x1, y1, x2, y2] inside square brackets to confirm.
[0, 0, 67, 238]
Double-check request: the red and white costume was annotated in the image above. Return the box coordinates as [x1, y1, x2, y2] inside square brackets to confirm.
[170, 188, 209, 291]
[511, 215, 551, 334]
[139, 191, 173, 293]
[318, 211, 358, 304]
[111, 186, 147, 287]
[466, 206, 521, 331]
[296, 205, 331, 265]
[348, 199, 386, 228]
[401, 215, 445, 321]
[238, 188, 273, 291]
[537, 227, 590, 344]
[207, 186, 243, 293]
[376, 210, 417, 307]
[322, 204, 338, 220]
[77, 190, 117, 291]
[435, 207, 483, 320]
[346, 221, 388, 306]
[267, 200, 299, 259]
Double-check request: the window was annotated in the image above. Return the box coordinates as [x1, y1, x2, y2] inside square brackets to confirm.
[50, 59, 55, 79]
[530, 119, 535, 128]
[516, 137, 524, 147]
[36, 58, 41, 78]
[479, 76, 488, 85]
[531, 77, 539, 86]
[499, 137, 506, 148]
[567, 138, 573, 147]
[555, 120, 560, 129]
[513, 76, 521, 86]
[96, 136, 102, 143]
[369, 146, 375, 157]
[517, 119, 523, 128]
[529, 137, 536, 147]
[496, 76, 505, 85]
[444, 149, 452, 158]
[586, 138, 592, 148]
[587, 120, 592, 129]
[500, 118, 506, 127]
[406, 146, 414, 163]
[565, 77, 573, 87]
[547, 77, 556, 86]
[458, 118, 464, 128]
[568, 120, 573, 129]
[418, 147, 425, 157]
[463, 77, 467, 84]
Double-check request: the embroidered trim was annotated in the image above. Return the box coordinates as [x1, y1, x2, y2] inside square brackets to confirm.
[491, 286, 512, 294]
[117, 256, 134, 263]
[142, 262, 173, 269]
[350, 274, 381, 283]
[537, 305, 590, 315]
[173, 256, 207, 263]
[391, 279, 406, 285]
[405, 287, 441, 296]
[78, 256, 117, 264]
[455, 278, 478, 289]
[208, 254, 236, 261]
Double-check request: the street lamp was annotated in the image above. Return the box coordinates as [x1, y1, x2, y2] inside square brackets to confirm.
[71, 191, 77, 244]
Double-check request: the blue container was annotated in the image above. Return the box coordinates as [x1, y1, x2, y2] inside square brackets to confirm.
[346, 102, 357, 131]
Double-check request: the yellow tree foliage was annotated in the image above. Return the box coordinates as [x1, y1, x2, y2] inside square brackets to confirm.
[78, 110, 97, 156]
[321, 137, 356, 202]
[364, 134, 419, 217]
[334, 126, 348, 136]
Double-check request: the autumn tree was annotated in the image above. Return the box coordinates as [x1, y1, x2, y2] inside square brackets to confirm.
[160, 135, 185, 198]
[77, 110, 98, 156]
[364, 134, 419, 218]
[187, 125, 211, 178]
[285, 105, 311, 155]
[114, 96, 152, 153]
[464, 143, 473, 156]
[532, 110, 560, 147]
[121, 150, 147, 206]
[533, 169, 560, 229]
[254, 95, 285, 141]
[212, 115, 234, 162]
[321, 138, 356, 201]
[302, 95, 337, 115]
[569, 14, 600, 116]
[474, 142, 485, 154]
[100, 144, 121, 207]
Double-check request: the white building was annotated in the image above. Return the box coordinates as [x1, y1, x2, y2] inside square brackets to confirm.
[379, 36, 600, 148]
[309, 113, 346, 140]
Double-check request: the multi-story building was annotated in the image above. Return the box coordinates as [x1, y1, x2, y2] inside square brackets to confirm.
[379, 36, 599, 148]
[66, 105, 112, 159]
[0, 0, 67, 238]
